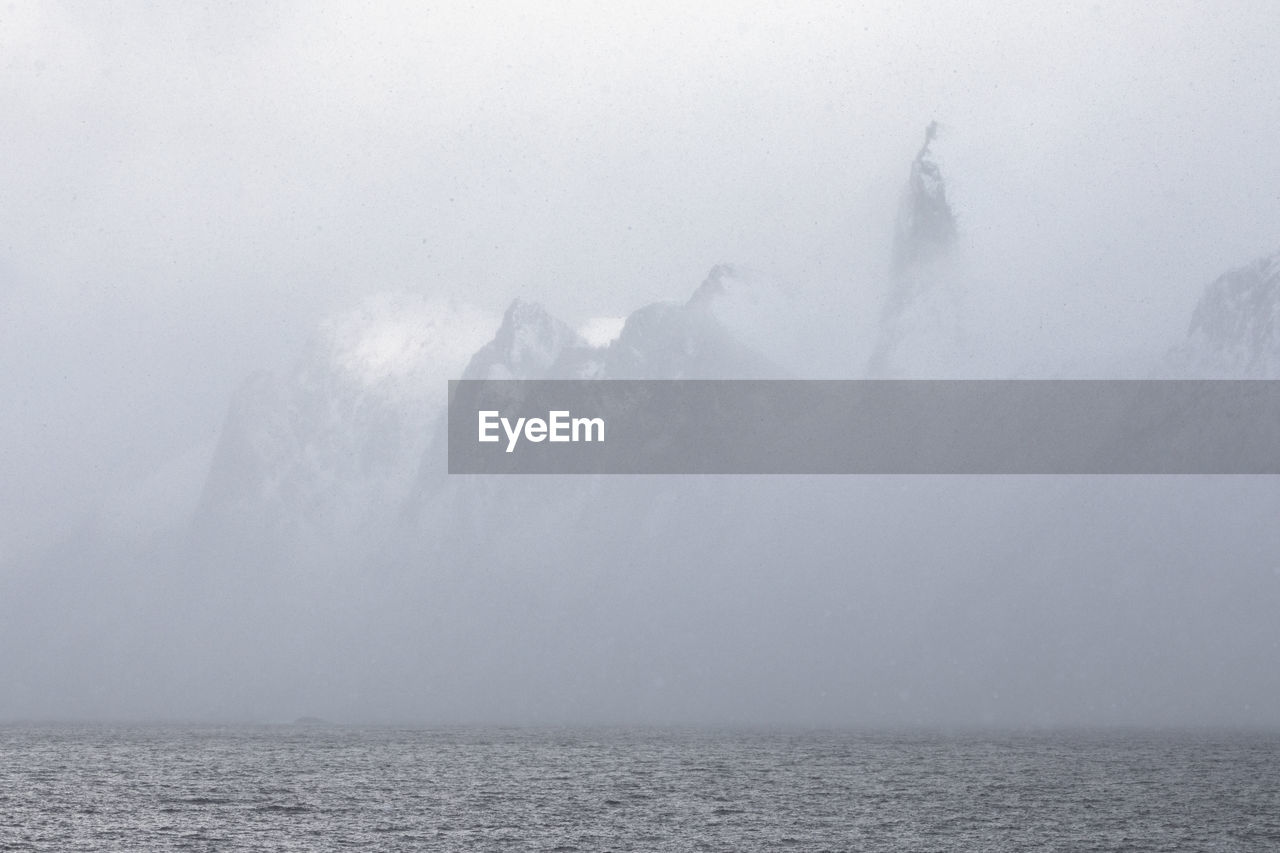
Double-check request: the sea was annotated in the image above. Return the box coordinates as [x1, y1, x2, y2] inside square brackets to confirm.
[2, 725, 1277, 851]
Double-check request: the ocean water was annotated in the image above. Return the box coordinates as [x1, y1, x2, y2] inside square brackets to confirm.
[1, 725, 1277, 851]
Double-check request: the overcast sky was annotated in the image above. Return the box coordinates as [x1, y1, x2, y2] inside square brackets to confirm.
[3, 1, 1280, 559]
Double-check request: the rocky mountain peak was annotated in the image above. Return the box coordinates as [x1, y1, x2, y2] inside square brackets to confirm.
[462, 298, 585, 380]
[892, 120, 957, 274]
[1164, 249, 1280, 377]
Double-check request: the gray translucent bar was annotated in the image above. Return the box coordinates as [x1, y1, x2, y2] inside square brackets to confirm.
[447, 380, 1280, 474]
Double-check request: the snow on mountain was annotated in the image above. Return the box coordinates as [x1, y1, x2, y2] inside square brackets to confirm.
[868, 121, 966, 378]
[578, 316, 626, 348]
[672, 263, 806, 377]
[193, 293, 494, 546]
[539, 265, 786, 381]
[462, 299, 586, 380]
[1164, 249, 1280, 377]
[594, 292, 783, 380]
[406, 264, 789, 580]
[454, 268, 786, 387]
[18, 133, 1280, 728]
[891, 120, 957, 275]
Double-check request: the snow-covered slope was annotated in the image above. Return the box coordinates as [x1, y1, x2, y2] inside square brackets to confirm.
[1164, 249, 1280, 377]
[590, 266, 786, 380]
[461, 267, 787, 384]
[462, 299, 585, 380]
[193, 293, 494, 546]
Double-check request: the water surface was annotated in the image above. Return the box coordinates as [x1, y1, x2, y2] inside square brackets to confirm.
[2, 725, 1277, 851]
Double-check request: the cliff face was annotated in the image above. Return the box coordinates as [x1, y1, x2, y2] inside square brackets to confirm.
[892, 120, 957, 275]
[1164, 250, 1280, 377]
[192, 264, 787, 555]
[461, 299, 586, 381]
[593, 266, 785, 380]
[868, 122, 963, 378]
[192, 294, 493, 549]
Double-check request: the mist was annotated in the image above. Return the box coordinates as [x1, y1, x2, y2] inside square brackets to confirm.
[3, 1, 1280, 727]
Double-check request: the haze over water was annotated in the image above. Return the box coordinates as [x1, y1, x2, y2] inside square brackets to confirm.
[4, 2, 1280, 848]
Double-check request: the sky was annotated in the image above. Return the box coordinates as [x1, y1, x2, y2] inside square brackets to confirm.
[3, 2, 1280, 573]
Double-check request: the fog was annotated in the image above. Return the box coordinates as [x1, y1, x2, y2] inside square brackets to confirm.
[2, 2, 1280, 727]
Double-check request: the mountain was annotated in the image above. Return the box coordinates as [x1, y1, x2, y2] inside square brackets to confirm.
[185, 238, 1280, 559]
[13, 127, 1280, 728]
[184, 262, 788, 564]
[192, 293, 494, 549]
[891, 120, 957, 275]
[408, 265, 786, 510]
[462, 299, 586, 380]
[456, 266, 788, 385]
[1163, 249, 1280, 377]
[868, 121, 965, 378]
[586, 265, 787, 380]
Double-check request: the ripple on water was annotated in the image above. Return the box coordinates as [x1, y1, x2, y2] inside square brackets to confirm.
[0, 726, 1278, 852]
